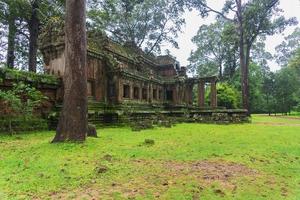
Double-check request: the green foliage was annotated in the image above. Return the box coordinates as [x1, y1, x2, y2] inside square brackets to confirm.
[275, 27, 300, 67]
[87, 0, 186, 54]
[0, 67, 59, 85]
[11, 82, 46, 116]
[0, 87, 21, 116]
[0, 81, 47, 133]
[251, 41, 273, 72]
[245, 61, 300, 115]
[191, 0, 297, 111]
[204, 82, 240, 109]
[0, 0, 65, 69]
[248, 63, 265, 113]
[288, 47, 300, 74]
[287, 48, 300, 112]
[216, 83, 239, 109]
[0, 116, 300, 199]
[274, 67, 299, 114]
[0, 117, 48, 133]
[188, 20, 237, 78]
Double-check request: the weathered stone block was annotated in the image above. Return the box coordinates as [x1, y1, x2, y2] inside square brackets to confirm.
[87, 124, 98, 137]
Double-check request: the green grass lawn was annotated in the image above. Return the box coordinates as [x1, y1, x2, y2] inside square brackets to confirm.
[0, 115, 300, 200]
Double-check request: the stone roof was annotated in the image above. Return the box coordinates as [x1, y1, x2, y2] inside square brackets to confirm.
[156, 55, 177, 66]
[39, 18, 181, 72]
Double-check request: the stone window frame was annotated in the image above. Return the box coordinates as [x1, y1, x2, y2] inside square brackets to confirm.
[158, 89, 163, 100]
[142, 88, 147, 100]
[153, 88, 157, 100]
[166, 89, 173, 101]
[133, 86, 140, 100]
[123, 84, 130, 99]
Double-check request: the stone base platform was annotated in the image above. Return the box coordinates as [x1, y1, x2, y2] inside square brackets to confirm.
[48, 101, 250, 130]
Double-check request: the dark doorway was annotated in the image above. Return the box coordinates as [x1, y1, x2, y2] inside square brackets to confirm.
[153, 89, 157, 100]
[133, 87, 140, 99]
[166, 90, 173, 101]
[123, 84, 130, 98]
[159, 90, 163, 100]
[142, 88, 147, 100]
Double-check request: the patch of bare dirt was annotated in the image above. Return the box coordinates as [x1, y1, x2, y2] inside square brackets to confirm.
[254, 122, 300, 126]
[271, 116, 300, 120]
[165, 159, 258, 189]
[47, 159, 259, 200]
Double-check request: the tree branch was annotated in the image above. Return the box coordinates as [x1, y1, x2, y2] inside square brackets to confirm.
[201, 2, 234, 22]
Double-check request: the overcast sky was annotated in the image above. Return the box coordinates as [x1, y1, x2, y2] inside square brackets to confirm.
[163, 0, 300, 72]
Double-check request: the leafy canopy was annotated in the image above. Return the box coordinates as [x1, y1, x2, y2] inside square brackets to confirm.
[87, 0, 186, 54]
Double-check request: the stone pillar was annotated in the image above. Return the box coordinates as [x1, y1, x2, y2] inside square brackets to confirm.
[173, 86, 176, 105]
[198, 80, 205, 107]
[210, 80, 217, 108]
[139, 84, 142, 101]
[146, 83, 150, 102]
[148, 83, 153, 103]
[189, 84, 193, 105]
[129, 82, 133, 99]
[117, 78, 122, 103]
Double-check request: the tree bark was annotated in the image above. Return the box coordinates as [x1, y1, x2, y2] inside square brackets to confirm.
[236, 0, 250, 115]
[219, 60, 222, 79]
[28, 1, 39, 73]
[52, 0, 87, 142]
[243, 44, 251, 114]
[6, 16, 16, 68]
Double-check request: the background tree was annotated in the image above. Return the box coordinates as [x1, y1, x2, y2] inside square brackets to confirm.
[191, 0, 297, 113]
[88, 0, 186, 54]
[288, 48, 300, 74]
[287, 47, 300, 111]
[0, 0, 64, 71]
[23, 0, 65, 72]
[0, 0, 23, 68]
[188, 20, 238, 79]
[275, 27, 300, 67]
[251, 41, 273, 74]
[274, 67, 299, 115]
[262, 71, 276, 115]
[52, 0, 88, 142]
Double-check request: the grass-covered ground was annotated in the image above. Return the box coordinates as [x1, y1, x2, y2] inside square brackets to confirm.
[0, 115, 299, 200]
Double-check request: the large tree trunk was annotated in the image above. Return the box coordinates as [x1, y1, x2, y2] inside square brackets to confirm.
[244, 44, 251, 113]
[28, 1, 39, 73]
[219, 60, 222, 79]
[6, 16, 16, 68]
[52, 0, 87, 143]
[236, 0, 250, 114]
[239, 39, 249, 113]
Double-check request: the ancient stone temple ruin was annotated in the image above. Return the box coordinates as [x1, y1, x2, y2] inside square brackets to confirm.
[38, 19, 248, 126]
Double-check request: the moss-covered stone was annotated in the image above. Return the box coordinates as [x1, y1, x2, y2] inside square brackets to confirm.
[87, 124, 98, 137]
[0, 67, 59, 85]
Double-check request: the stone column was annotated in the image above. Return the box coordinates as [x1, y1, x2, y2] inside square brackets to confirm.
[147, 84, 150, 102]
[210, 80, 217, 108]
[129, 82, 133, 100]
[198, 80, 205, 107]
[173, 86, 176, 105]
[149, 83, 152, 103]
[117, 78, 122, 103]
[189, 84, 193, 105]
[139, 84, 142, 101]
